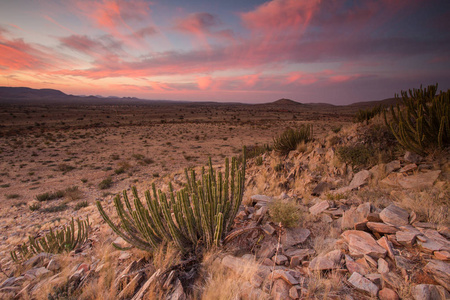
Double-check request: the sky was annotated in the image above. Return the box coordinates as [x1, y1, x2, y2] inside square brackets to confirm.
[0, 0, 450, 104]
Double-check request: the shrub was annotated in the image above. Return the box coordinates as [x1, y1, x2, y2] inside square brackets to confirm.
[42, 203, 68, 213]
[11, 217, 90, 262]
[74, 200, 88, 211]
[384, 84, 450, 155]
[255, 156, 263, 166]
[5, 194, 20, 199]
[29, 203, 41, 211]
[65, 186, 82, 201]
[269, 199, 302, 228]
[336, 144, 374, 167]
[96, 148, 246, 253]
[355, 104, 384, 124]
[58, 163, 75, 172]
[98, 177, 113, 190]
[273, 125, 312, 155]
[36, 190, 65, 202]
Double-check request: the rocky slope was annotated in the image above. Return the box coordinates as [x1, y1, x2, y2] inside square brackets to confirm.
[0, 122, 449, 299]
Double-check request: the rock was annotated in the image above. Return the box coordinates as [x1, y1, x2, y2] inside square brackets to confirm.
[348, 170, 371, 190]
[262, 224, 276, 236]
[240, 282, 268, 300]
[381, 272, 403, 290]
[284, 248, 314, 260]
[396, 231, 418, 247]
[131, 269, 161, 300]
[250, 195, 273, 205]
[254, 206, 268, 220]
[309, 256, 336, 271]
[118, 272, 144, 300]
[47, 259, 61, 272]
[271, 279, 290, 300]
[366, 212, 382, 222]
[272, 270, 299, 285]
[0, 276, 25, 289]
[379, 204, 409, 227]
[281, 228, 310, 248]
[377, 237, 395, 261]
[346, 255, 369, 275]
[398, 170, 441, 189]
[118, 252, 132, 260]
[367, 222, 399, 234]
[404, 151, 422, 163]
[341, 230, 387, 258]
[365, 273, 382, 287]
[113, 237, 131, 249]
[311, 182, 329, 196]
[309, 200, 330, 215]
[412, 284, 450, 300]
[347, 272, 379, 297]
[325, 250, 343, 266]
[424, 260, 450, 291]
[399, 163, 417, 173]
[341, 203, 371, 230]
[378, 258, 389, 274]
[272, 254, 288, 265]
[394, 256, 414, 271]
[434, 250, 450, 261]
[24, 267, 51, 280]
[290, 256, 301, 268]
[378, 288, 399, 300]
[289, 286, 299, 299]
[22, 253, 52, 268]
[385, 160, 401, 174]
[418, 238, 446, 253]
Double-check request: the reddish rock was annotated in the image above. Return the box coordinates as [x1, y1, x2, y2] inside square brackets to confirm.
[341, 230, 387, 258]
[348, 272, 379, 297]
[379, 204, 409, 227]
[367, 222, 398, 234]
[379, 288, 399, 300]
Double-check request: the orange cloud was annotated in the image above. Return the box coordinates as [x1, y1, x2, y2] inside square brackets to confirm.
[197, 76, 213, 90]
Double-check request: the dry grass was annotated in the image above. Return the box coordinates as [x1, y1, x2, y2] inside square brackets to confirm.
[199, 252, 269, 300]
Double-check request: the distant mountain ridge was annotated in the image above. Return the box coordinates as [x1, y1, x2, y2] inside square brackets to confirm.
[0, 86, 398, 108]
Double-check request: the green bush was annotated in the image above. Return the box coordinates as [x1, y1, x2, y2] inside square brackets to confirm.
[269, 199, 302, 228]
[384, 84, 450, 155]
[96, 148, 246, 253]
[355, 105, 384, 124]
[74, 200, 88, 211]
[337, 144, 374, 167]
[273, 125, 312, 155]
[98, 177, 113, 190]
[36, 190, 65, 202]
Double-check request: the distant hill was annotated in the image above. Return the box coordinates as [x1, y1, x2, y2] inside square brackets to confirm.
[348, 97, 399, 109]
[270, 98, 304, 106]
[0, 86, 182, 105]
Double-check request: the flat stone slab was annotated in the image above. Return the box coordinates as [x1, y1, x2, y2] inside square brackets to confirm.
[309, 256, 336, 271]
[309, 200, 330, 215]
[342, 230, 387, 258]
[424, 259, 450, 291]
[348, 170, 371, 190]
[281, 228, 311, 248]
[379, 204, 409, 227]
[396, 231, 418, 247]
[348, 272, 379, 297]
[412, 284, 450, 300]
[367, 222, 399, 234]
[272, 270, 299, 285]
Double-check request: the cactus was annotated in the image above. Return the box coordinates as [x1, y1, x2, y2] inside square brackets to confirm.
[273, 125, 312, 155]
[355, 104, 384, 124]
[384, 84, 450, 155]
[11, 217, 90, 262]
[96, 148, 246, 253]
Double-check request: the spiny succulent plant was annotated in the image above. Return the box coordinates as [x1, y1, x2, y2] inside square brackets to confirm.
[96, 148, 246, 253]
[11, 217, 90, 262]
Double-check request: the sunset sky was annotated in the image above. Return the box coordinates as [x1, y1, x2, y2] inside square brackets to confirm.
[1, 0, 449, 104]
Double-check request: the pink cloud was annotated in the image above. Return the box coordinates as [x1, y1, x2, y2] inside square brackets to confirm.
[241, 0, 320, 31]
[197, 76, 213, 90]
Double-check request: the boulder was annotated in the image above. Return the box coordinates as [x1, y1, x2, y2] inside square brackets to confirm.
[309, 200, 330, 215]
[281, 228, 310, 248]
[385, 160, 401, 174]
[379, 204, 409, 227]
[348, 170, 371, 190]
[378, 288, 399, 300]
[367, 222, 399, 234]
[348, 272, 379, 297]
[271, 279, 290, 300]
[395, 231, 418, 247]
[404, 151, 422, 163]
[378, 258, 389, 274]
[424, 260, 450, 291]
[342, 230, 387, 258]
[397, 170, 441, 189]
[412, 284, 450, 300]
